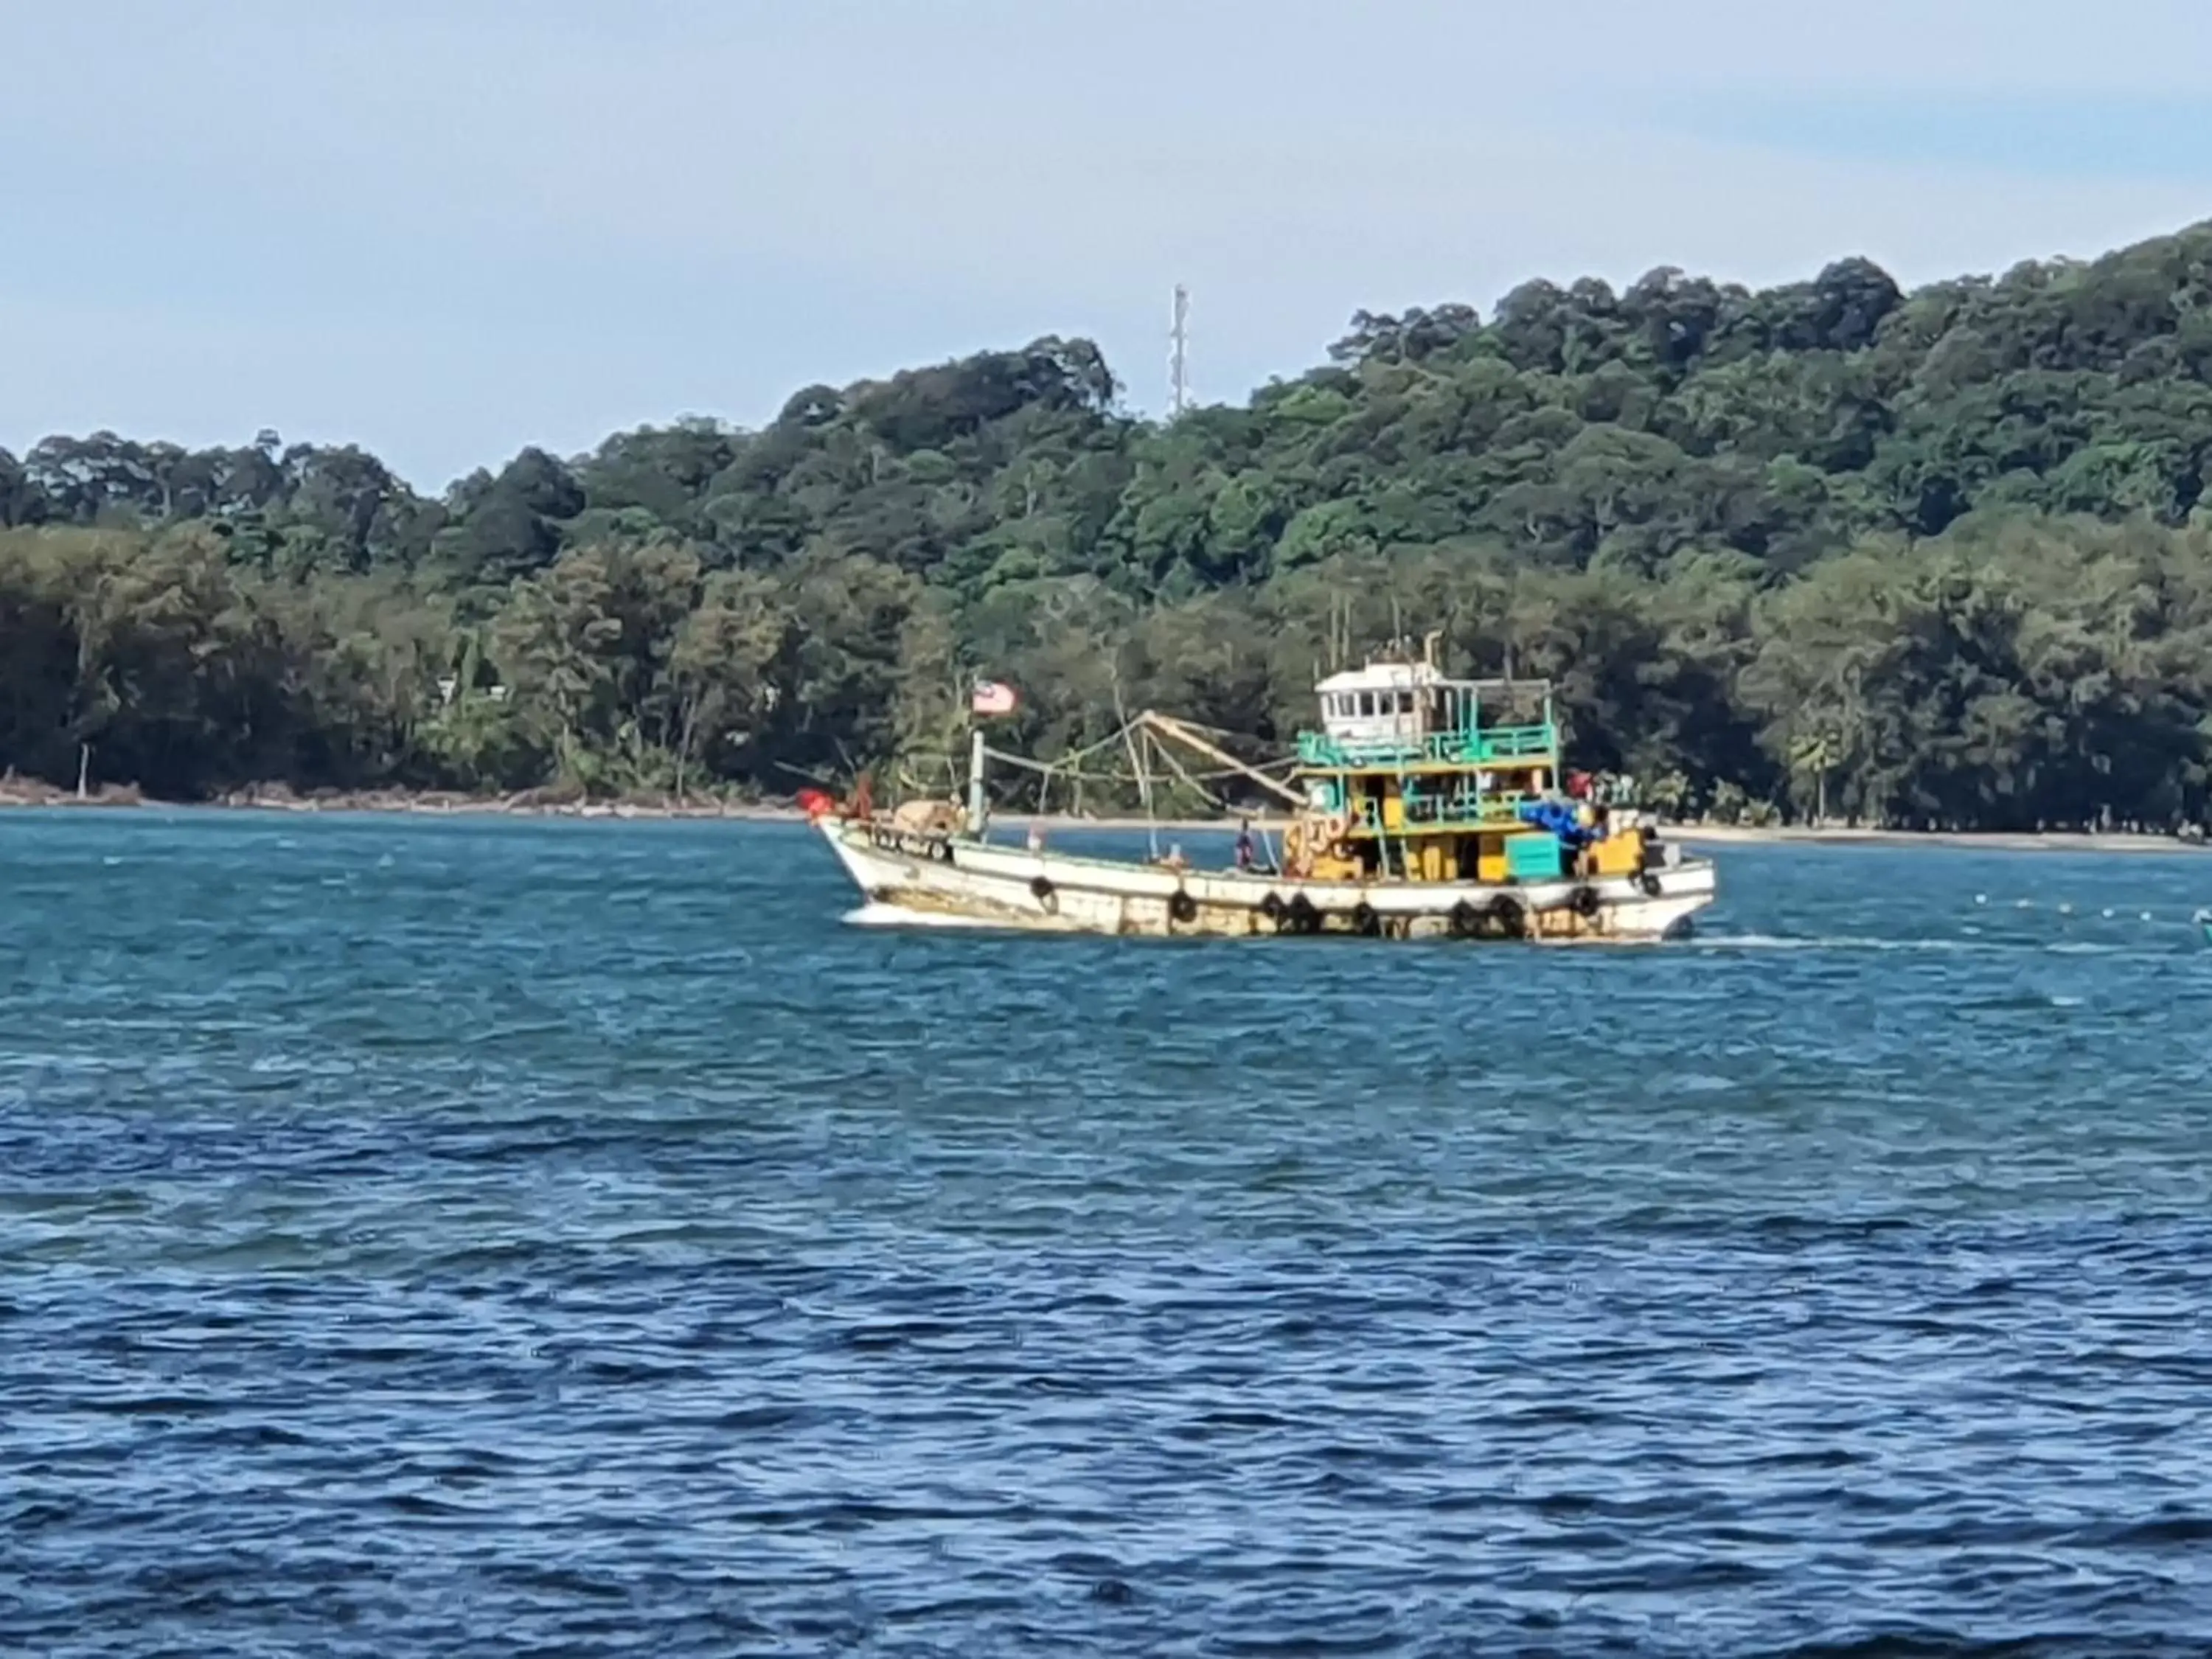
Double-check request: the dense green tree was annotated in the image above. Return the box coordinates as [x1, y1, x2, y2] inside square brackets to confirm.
[14, 221, 2212, 827]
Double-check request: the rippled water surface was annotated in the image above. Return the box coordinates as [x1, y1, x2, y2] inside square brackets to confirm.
[6, 810, 2212, 1657]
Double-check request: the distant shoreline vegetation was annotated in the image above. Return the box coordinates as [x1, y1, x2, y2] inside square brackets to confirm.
[10, 223, 2212, 834]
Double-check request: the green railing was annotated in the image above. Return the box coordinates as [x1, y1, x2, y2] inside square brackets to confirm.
[1296, 723, 1557, 770]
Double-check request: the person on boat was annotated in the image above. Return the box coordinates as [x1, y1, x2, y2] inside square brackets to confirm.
[1026, 821, 1046, 852]
[1158, 843, 1190, 871]
[1233, 818, 1256, 871]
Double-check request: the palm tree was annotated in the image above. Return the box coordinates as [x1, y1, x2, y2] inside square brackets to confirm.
[1790, 732, 1837, 826]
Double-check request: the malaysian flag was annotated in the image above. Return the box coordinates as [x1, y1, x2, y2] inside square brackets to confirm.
[970, 678, 1019, 717]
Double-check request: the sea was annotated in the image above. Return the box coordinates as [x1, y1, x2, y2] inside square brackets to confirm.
[4, 810, 2211, 1658]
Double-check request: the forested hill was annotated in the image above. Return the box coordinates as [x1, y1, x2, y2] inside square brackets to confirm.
[10, 223, 2212, 830]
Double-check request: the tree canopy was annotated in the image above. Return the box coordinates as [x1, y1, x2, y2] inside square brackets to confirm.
[12, 225, 2212, 830]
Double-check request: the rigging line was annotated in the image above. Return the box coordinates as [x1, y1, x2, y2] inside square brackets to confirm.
[979, 745, 1295, 788]
[981, 718, 1298, 776]
[1037, 722, 1148, 768]
[1144, 711, 1276, 743]
[1109, 675, 1159, 857]
[1161, 760, 1298, 786]
[1147, 736, 1228, 811]
[971, 727, 1145, 779]
[978, 745, 1056, 775]
[984, 746, 1138, 782]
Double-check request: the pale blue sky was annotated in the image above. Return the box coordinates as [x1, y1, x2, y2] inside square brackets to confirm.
[5, 0, 2211, 491]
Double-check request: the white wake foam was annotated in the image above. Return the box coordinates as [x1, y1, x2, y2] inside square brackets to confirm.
[841, 902, 1004, 931]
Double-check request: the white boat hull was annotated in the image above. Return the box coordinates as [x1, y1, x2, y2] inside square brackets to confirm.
[815, 819, 1715, 942]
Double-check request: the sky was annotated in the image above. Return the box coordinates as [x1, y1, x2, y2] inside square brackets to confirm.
[4, 0, 2212, 493]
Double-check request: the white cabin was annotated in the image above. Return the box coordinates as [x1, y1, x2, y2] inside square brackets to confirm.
[1315, 660, 1448, 749]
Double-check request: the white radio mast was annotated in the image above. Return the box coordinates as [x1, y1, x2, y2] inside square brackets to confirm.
[1168, 284, 1191, 418]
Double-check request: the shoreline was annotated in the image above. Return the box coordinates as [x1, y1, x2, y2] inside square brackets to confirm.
[3, 782, 2206, 854]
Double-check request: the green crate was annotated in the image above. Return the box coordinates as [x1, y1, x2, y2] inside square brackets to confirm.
[1504, 832, 1562, 880]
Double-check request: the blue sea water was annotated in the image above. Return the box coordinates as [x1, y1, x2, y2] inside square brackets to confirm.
[4, 810, 2212, 1657]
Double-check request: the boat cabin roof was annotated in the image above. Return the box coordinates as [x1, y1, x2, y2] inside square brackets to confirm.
[1315, 661, 1446, 696]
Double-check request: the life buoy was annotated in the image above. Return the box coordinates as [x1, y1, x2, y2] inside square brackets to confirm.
[1029, 874, 1058, 913]
[1168, 888, 1198, 925]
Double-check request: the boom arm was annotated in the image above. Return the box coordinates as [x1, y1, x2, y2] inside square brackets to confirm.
[1135, 711, 1307, 809]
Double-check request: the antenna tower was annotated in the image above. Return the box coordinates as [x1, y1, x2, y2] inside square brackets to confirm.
[1168, 284, 1190, 418]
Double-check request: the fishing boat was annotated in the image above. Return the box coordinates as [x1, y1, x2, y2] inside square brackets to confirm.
[806, 641, 1717, 942]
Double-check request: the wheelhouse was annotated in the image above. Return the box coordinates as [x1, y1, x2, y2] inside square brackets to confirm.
[1287, 651, 1646, 888]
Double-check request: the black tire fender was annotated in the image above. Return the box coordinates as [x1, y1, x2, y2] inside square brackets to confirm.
[1029, 874, 1057, 912]
[1571, 884, 1601, 919]
[1168, 888, 1198, 925]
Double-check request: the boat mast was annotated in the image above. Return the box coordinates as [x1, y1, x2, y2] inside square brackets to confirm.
[966, 726, 987, 836]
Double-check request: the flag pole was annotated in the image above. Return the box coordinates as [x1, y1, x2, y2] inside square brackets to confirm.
[966, 723, 987, 838]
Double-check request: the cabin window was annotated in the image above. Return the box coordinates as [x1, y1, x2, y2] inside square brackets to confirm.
[1358, 692, 1374, 717]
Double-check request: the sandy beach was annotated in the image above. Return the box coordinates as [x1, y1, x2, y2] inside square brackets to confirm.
[1666, 823, 2211, 855]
